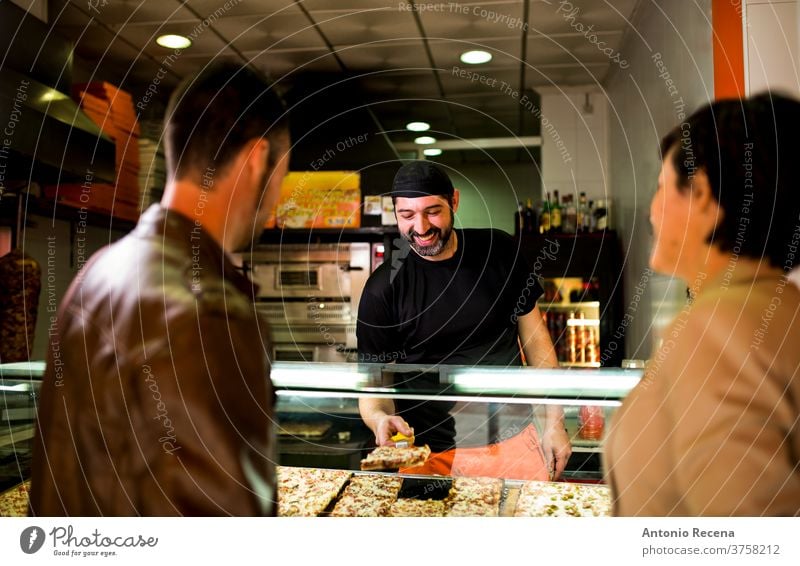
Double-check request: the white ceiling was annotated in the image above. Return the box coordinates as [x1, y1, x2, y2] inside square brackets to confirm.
[48, 0, 640, 153]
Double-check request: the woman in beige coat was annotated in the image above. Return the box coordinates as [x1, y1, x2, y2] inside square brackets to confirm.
[605, 93, 800, 516]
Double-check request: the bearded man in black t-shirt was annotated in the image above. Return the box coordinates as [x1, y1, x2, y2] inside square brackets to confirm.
[357, 161, 572, 480]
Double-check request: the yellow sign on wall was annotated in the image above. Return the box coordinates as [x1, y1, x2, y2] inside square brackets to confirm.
[265, 171, 361, 229]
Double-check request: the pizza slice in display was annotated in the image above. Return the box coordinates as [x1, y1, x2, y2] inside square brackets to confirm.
[277, 466, 352, 517]
[388, 498, 447, 517]
[444, 476, 504, 517]
[330, 475, 403, 517]
[513, 480, 611, 517]
[360, 445, 431, 471]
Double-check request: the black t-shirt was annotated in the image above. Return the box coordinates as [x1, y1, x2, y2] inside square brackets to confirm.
[356, 228, 543, 450]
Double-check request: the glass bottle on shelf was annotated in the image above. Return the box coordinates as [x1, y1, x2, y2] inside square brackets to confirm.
[586, 326, 599, 364]
[514, 201, 524, 237]
[563, 194, 577, 234]
[594, 199, 608, 231]
[539, 192, 551, 234]
[567, 311, 577, 363]
[550, 190, 562, 233]
[524, 198, 537, 234]
[578, 192, 589, 232]
[577, 311, 587, 363]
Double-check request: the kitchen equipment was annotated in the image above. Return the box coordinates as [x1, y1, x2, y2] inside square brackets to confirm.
[240, 243, 371, 362]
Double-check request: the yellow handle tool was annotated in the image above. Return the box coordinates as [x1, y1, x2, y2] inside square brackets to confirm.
[391, 431, 415, 448]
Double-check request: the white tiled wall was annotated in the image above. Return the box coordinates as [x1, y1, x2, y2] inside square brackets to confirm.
[540, 91, 609, 206]
[605, 0, 714, 359]
[744, 0, 800, 95]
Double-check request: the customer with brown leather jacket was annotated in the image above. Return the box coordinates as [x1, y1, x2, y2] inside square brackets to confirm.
[30, 63, 290, 515]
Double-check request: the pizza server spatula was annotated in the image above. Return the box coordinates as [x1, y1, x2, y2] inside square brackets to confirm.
[391, 431, 415, 448]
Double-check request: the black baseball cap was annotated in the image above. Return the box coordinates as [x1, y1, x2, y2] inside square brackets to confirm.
[391, 161, 454, 199]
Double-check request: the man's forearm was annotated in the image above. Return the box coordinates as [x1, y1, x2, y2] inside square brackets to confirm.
[359, 397, 395, 434]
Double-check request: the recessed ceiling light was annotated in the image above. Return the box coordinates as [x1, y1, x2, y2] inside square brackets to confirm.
[423, 148, 442, 157]
[460, 50, 492, 65]
[406, 121, 430, 132]
[156, 34, 192, 49]
[414, 136, 436, 145]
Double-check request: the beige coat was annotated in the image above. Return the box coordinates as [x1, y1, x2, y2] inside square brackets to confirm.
[605, 266, 800, 516]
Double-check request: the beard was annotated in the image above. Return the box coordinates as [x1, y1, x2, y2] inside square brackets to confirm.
[403, 216, 454, 257]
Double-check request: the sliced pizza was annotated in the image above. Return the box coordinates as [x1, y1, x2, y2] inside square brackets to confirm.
[360, 444, 431, 471]
[446, 500, 499, 517]
[277, 466, 352, 517]
[389, 498, 447, 517]
[330, 475, 403, 517]
[443, 476, 504, 517]
[513, 480, 611, 517]
[276, 421, 332, 438]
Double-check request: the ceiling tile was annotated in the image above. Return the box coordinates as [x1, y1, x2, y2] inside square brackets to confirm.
[527, 0, 638, 36]
[53, 0, 193, 26]
[337, 43, 431, 72]
[314, 8, 419, 46]
[210, 13, 328, 51]
[304, 0, 400, 11]
[420, 1, 527, 40]
[248, 48, 344, 76]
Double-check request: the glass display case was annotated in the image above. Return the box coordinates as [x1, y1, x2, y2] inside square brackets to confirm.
[0, 362, 41, 494]
[0, 361, 642, 516]
[271, 362, 640, 474]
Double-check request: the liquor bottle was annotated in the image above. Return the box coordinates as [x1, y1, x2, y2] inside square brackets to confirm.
[550, 190, 562, 232]
[587, 200, 596, 232]
[524, 198, 537, 233]
[514, 201, 524, 237]
[586, 326, 599, 364]
[563, 194, 577, 234]
[567, 311, 577, 363]
[594, 199, 608, 231]
[578, 192, 589, 232]
[577, 311, 587, 363]
[540, 192, 552, 234]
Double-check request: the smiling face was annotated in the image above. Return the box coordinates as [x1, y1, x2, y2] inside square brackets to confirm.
[649, 151, 721, 281]
[395, 191, 460, 260]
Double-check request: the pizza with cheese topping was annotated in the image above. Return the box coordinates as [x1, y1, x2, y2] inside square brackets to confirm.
[330, 475, 403, 517]
[513, 480, 611, 517]
[444, 476, 504, 517]
[388, 498, 446, 517]
[277, 466, 352, 517]
[360, 445, 431, 471]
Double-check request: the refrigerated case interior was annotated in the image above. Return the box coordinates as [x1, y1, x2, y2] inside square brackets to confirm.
[1, 361, 642, 516]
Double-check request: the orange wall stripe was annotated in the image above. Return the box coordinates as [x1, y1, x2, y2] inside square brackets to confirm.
[712, 0, 746, 99]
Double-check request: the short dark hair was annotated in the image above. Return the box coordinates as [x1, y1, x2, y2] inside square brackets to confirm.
[660, 92, 800, 269]
[164, 62, 288, 180]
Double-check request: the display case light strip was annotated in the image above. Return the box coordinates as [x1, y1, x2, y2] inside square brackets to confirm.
[566, 318, 600, 326]
[270, 364, 371, 389]
[274, 389, 623, 406]
[0, 383, 31, 392]
[449, 373, 640, 394]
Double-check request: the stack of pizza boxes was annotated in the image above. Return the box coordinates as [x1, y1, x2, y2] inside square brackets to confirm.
[47, 82, 142, 222]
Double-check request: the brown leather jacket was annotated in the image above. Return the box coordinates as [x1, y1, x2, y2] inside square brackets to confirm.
[30, 205, 276, 516]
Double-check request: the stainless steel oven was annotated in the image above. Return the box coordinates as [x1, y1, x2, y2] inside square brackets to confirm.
[240, 243, 371, 362]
